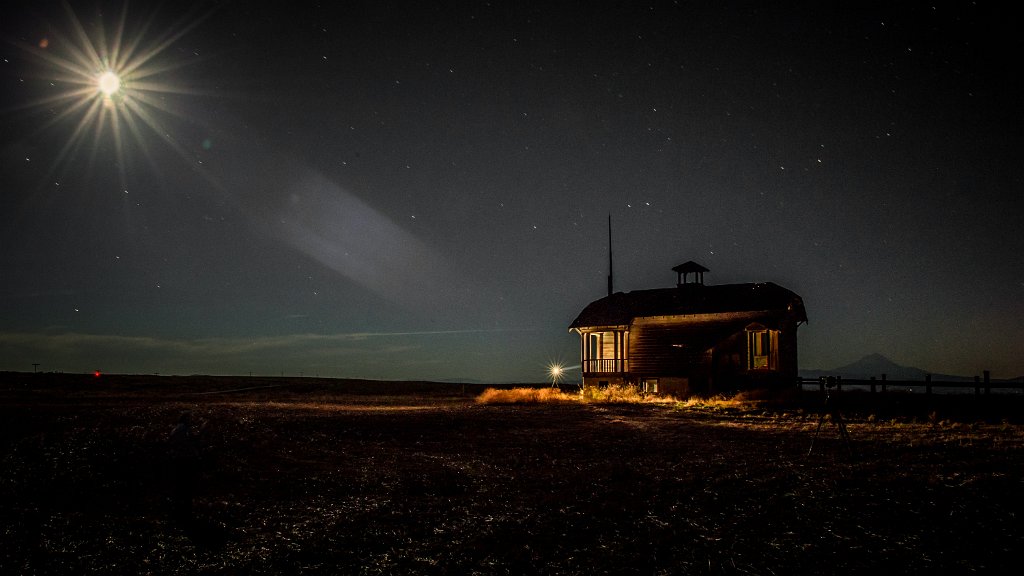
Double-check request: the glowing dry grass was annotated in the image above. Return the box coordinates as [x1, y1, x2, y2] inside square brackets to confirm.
[477, 384, 681, 405]
[676, 394, 751, 410]
[475, 387, 577, 404]
[581, 383, 679, 404]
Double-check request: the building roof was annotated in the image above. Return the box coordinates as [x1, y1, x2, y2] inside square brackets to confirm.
[671, 261, 709, 274]
[568, 282, 807, 330]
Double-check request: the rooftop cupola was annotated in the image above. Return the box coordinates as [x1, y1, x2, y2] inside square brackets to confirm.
[672, 261, 709, 287]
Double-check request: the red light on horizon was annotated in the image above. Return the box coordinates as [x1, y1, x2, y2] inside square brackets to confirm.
[94, 370, 102, 377]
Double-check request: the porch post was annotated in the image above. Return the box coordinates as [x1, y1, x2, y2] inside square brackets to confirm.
[616, 330, 623, 372]
[581, 333, 588, 374]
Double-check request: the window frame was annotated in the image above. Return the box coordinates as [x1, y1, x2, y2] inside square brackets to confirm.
[746, 326, 779, 371]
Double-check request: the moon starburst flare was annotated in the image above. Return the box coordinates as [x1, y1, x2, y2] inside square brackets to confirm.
[10, 3, 212, 188]
[97, 70, 120, 97]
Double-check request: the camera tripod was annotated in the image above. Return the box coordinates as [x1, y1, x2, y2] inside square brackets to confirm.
[807, 385, 852, 458]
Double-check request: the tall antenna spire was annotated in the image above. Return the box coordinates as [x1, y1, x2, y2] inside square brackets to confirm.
[607, 213, 614, 297]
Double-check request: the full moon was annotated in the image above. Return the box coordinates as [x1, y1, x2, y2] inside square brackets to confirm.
[98, 71, 120, 97]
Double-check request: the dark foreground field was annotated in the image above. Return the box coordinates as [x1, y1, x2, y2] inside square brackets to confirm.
[2, 374, 1023, 574]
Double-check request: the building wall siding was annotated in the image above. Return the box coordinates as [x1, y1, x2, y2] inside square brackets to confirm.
[625, 310, 799, 393]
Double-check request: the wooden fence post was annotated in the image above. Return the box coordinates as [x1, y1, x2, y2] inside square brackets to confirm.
[984, 370, 990, 395]
[925, 374, 932, 396]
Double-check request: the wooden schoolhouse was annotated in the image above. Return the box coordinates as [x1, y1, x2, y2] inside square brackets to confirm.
[568, 261, 807, 397]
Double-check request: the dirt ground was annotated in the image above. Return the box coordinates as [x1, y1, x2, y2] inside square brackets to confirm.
[2, 373, 1022, 574]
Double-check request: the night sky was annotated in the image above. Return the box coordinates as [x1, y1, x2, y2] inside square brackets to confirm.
[2, 1, 1021, 382]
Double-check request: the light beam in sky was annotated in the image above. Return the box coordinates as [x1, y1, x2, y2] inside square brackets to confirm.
[11, 3, 213, 188]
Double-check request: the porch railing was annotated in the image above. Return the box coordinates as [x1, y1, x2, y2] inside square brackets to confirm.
[583, 359, 628, 373]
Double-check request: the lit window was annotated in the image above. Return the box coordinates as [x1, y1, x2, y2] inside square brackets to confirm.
[746, 328, 779, 371]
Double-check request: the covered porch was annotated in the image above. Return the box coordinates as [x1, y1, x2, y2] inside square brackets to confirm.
[577, 328, 630, 386]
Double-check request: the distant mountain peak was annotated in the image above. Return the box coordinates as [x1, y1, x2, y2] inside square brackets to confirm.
[801, 353, 981, 382]
[802, 352, 928, 380]
[854, 353, 907, 369]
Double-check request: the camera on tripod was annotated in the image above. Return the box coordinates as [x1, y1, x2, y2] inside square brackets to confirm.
[809, 376, 852, 457]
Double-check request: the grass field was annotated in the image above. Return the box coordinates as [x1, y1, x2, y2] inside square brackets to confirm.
[2, 373, 1022, 574]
